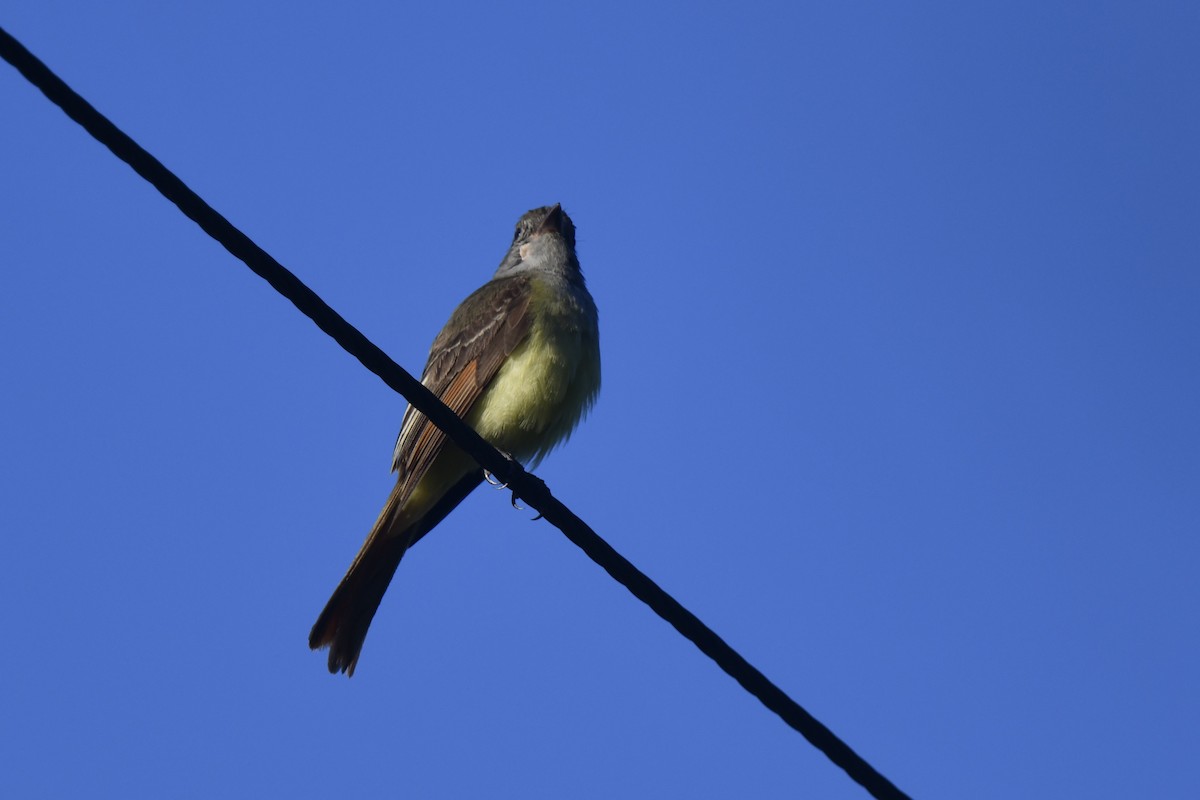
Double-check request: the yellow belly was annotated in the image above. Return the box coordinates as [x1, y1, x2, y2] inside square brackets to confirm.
[465, 283, 600, 468]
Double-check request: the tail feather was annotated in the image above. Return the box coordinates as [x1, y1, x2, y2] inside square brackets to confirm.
[309, 534, 407, 676]
[309, 470, 485, 676]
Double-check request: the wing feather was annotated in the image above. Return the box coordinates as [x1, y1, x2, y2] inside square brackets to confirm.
[390, 274, 535, 503]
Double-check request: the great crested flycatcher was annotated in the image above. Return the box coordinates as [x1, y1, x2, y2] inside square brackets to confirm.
[310, 204, 601, 675]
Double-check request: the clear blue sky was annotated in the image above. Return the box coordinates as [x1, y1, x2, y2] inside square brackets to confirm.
[3, 3, 1197, 798]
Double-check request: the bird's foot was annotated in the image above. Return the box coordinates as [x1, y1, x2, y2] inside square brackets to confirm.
[484, 454, 544, 520]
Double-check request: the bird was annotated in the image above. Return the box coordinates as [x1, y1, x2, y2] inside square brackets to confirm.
[309, 204, 601, 676]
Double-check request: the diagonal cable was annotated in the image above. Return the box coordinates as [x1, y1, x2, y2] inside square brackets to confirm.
[0, 26, 913, 800]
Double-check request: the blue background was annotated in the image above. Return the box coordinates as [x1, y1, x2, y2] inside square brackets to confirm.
[3, 3, 1197, 798]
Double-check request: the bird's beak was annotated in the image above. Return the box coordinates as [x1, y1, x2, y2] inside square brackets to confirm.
[536, 204, 564, 235]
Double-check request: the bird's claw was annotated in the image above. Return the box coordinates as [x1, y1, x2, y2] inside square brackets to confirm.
[486, 454, 543, 520]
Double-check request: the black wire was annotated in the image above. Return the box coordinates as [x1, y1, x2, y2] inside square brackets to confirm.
[1, 26, 913, 800]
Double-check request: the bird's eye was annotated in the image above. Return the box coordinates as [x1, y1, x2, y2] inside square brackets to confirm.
[512, 225, 523, 243]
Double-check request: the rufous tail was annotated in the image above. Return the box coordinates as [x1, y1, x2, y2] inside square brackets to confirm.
[309, 493, 410, 676]
[309, 471, 484, 676]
